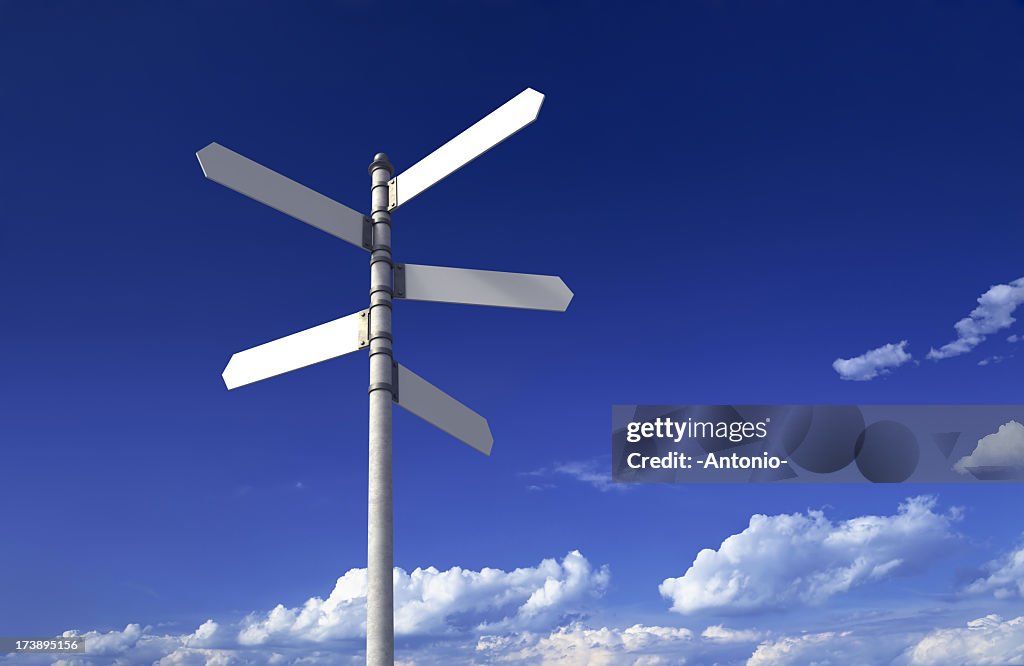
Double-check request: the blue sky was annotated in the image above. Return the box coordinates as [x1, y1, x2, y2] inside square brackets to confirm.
[3, 1, 1024, 664]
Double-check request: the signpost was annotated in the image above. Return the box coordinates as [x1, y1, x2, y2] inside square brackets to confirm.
[196, 88, 569, 666]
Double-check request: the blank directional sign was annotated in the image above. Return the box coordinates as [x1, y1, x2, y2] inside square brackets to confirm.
[223, 310, 368, 389]
[387, 88, 544, 211]
[197, 143, 369, 250]
[394, 363, 493, 455]
[397, 263, 572, 311]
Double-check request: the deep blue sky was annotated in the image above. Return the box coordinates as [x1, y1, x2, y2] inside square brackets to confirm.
[3, 1, 1024, 663]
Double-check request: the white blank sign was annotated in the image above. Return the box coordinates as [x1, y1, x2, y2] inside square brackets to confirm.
[388, 88, 544, 211]
[400, 263, 573, 311]
[395, 363, 493, 455]
[222, 310, 367, 389]
[197, 143, 368, 250]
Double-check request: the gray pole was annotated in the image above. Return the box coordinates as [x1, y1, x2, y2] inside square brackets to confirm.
[366, 152, 395, 666]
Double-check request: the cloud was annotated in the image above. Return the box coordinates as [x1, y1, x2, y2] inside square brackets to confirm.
[747, 630, 907, 666]
[476, 623, 694, 665]
[238, 550, 608, 645]
[1009, 334, 1021, 343]
[903, 615, 1024, 665]
[977, 355, 1006, 366]
[833, 340, 912, 381]
[746, 631, 850, 666]
[963, 539, 1024, 599]
[551, 460, 624, 492]
[953, 420, 1024, 479]
[523, 458, 626, 492]
[927, 277, 1024, 360]
[0, 622, 249, 666]
[3, 552, 609, 666]
[658, 497, 958, 615]
[701, 625, 765, 643]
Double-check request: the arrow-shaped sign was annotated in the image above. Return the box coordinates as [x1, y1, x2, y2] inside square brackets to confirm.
[396, 263, 573, 311]
[197, 143, 369, 250]
[223, 310, 369, 389]
[387, 88, 544, 211]
[394, 363, 493, 455]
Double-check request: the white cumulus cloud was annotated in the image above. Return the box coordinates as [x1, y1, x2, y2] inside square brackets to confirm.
[833, 340, 912, 381]
[953, 420, 1024, 477]
[963, 539, 1024, 599]
[748, 630, 907, 666]
[238, 550, 608, 646]
[476, 623, 694, 665]
[2, 552, 609, 666]
[747, 631, 845, 666]
[659, 497, 958, 614]
[928, 276, 1024, 360]
[3, 623, 248, 666]
[903, 615, 1024, 665]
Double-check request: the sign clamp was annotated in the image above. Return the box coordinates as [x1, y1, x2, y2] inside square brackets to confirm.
[362, 216, 373, 250]
[387, 179, 398, 211]
[358, 310, 369, 349]
[393, 263, 406, 298]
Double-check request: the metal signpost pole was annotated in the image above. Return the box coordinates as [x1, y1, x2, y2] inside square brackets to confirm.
[366, 153, 395, 665]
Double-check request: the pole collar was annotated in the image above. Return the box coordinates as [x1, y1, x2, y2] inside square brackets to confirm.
[368, 362, 399, 400]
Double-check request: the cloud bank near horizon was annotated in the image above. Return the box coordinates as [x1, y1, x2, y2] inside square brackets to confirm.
[11, 499, 1024, 665]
